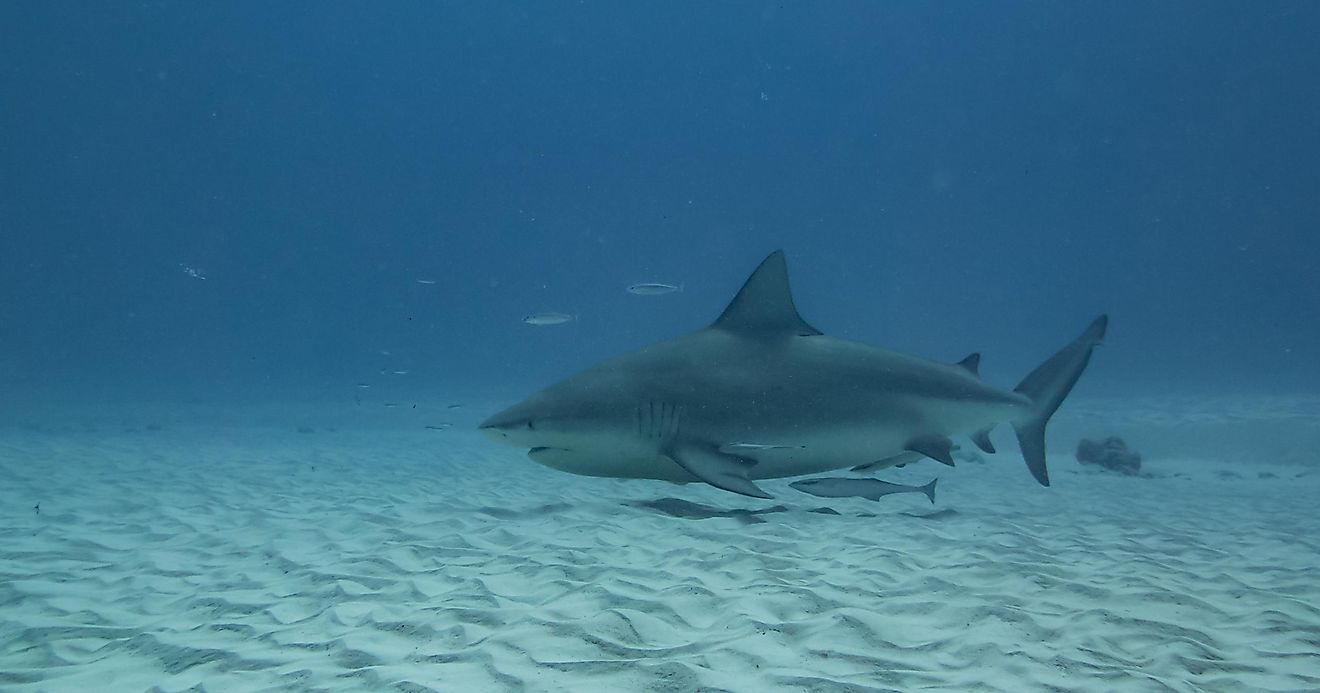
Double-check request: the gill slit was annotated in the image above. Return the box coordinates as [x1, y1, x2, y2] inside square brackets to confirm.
[636, 400, 681, 445]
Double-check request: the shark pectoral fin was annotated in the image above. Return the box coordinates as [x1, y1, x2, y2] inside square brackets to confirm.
[667, 445, 772, 499]
[906, 435, 956, 467]
[972, 429, 996, 454]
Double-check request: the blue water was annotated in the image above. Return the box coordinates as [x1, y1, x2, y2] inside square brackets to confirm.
[3, 6, 1320, 690]
[3, 4, 1317, 405]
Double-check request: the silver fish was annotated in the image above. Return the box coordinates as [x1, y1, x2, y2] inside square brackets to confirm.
[524, 312, 576, 326]
[791, 477, 938, 503]
[627, 282, 683, 295]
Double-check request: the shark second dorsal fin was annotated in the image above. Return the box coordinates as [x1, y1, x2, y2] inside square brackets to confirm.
[712, 250, 822, 338]
[956, 352, 981, 376]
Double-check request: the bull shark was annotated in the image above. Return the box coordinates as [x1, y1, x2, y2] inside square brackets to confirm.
[480, 251, 1106, 498]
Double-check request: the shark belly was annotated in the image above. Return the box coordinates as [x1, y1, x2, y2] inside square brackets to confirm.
[721, 394, 1028, 480]
[527, 439, 693, 482]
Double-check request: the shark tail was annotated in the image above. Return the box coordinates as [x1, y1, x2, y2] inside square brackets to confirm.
[1012, 315, 1108, 487]
[921, 478, 938, 504]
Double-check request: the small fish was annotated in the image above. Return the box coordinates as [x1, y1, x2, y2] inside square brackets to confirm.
[416, 279, 437, 285]
[391, 370, 409, 375]
[627, 282, 682, 295]
[424, 423, 452, 431]
[383, 402, 400, 408]
[524, 312, 575, 326]
[790, 477, 938, 504]
[446, 404, 464, 409]
[355, 383, 371, 389]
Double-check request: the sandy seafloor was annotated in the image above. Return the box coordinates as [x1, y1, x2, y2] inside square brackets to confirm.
[1, 396, 1318, 692]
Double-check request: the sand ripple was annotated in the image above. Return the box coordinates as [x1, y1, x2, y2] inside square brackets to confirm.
[1, 419, 1318, 691]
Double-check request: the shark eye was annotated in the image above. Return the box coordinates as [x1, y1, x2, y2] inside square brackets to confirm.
[525, 420, 536, 431]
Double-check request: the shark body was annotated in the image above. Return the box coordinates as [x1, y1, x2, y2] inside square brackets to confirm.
[481, 251, 1106, 498]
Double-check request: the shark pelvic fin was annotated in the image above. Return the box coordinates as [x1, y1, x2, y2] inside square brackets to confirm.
[667, 445, 772, 499]
[1012, 314, 1108, 486]
[712, 250, 822, 338]
[906, 435, 955, 467]
[972, 429, 996, 454]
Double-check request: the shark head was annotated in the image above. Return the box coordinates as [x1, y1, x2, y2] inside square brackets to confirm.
[480, 385, 618, 450]
[478, 375, 652, 477]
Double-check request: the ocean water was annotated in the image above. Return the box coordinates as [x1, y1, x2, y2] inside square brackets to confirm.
[2, 3, 1318, 691]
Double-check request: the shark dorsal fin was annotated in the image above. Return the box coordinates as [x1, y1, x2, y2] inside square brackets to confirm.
[712, 250, 822, 338]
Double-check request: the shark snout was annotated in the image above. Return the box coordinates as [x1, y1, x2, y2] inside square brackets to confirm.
[478, 408, 537, 445]
[478, 423, 510, 444]
[480, 405, 582, 456]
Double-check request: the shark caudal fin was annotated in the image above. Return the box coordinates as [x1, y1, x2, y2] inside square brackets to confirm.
[921, 478, 938, 504]
[1012, 315, 1108, 486]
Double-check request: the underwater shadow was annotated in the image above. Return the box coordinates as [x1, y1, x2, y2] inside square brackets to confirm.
[476, 502, 573, 520]
[629, 498, 958, 523]
[630, 498, 871, 524]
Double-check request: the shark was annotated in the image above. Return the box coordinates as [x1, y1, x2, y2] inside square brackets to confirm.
[480, 251, 1107, 498]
